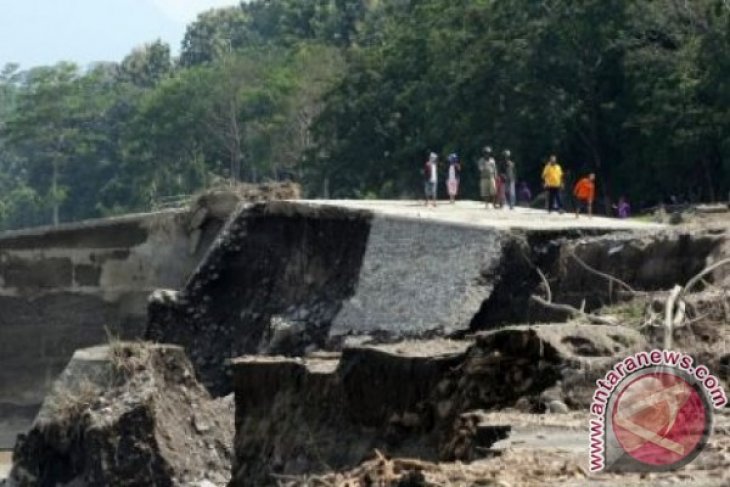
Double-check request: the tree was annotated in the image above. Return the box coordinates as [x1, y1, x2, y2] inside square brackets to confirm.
[118, 40, 173, 88]
[618, 0, 730, 203]
[270, 43, 345, 180]
[180, 7, 253, 66]
[1, 0, 729, 231]
[4, 64, 83, 225]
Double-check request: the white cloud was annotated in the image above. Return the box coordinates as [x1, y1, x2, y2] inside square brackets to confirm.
[151, 0, 241, 24]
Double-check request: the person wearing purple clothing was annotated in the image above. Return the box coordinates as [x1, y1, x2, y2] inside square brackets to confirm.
[517, 181, 532, 206]
[616, 196, 631, 218]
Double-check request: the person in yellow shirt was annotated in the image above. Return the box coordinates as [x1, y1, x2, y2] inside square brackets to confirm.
[542, 155, 564, 213]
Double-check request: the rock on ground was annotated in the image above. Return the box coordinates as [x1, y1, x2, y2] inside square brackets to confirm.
[8, 343, 233, 487]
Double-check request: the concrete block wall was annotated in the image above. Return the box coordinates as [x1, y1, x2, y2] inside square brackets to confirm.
[0, 210, 226, 447]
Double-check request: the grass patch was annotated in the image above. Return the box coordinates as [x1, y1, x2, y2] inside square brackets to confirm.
[599, 298, 649, 327]
[105, 326, 152, 380]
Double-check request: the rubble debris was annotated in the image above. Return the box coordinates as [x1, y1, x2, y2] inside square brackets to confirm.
[274, 410, 730, 487]
[8, 343, 233, 487]
[229, 325, 643, 486]
[187, 182, 301, 220]
[281, 424, 730, 487]
[6, 204, 730, 487]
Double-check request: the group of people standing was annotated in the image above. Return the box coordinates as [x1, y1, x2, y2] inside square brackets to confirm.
[423, 147, 615, 219]
[423, 152, 458, 207]
[476, 146, 519, 209]
[423, 147, 529, 209]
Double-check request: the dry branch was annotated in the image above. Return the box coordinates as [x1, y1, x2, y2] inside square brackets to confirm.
[661, 258, 730, 347]
[529, 261, 619, 326]
[664, 285, 682, 350]
[678, 257, 730, 302]
[569, 251, 643, 296]
[535, 265, 553, 303]
[529, 295, 618, 326]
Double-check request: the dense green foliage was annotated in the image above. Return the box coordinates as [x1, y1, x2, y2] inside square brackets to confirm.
[0, 0, 729, 229]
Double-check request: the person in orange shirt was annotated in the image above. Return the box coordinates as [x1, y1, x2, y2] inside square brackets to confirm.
[573, 173, 596, 218]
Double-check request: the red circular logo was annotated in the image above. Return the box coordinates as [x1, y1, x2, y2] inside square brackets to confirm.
[611, 372, 708, 467]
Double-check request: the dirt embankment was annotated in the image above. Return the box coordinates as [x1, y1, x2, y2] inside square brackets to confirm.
[470, 230, 726, 328]
[229, 324, 643, 486]
[8, 343, 233, 487]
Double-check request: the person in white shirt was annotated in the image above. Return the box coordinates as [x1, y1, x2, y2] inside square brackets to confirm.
[423, 152, 439, 207]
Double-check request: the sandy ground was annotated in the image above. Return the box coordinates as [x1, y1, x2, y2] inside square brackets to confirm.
[298, 200, 664, 231]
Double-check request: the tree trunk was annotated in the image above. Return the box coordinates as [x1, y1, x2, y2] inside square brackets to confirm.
[51, 159, 59, 227]
[230, 145, 241, 184]
[229, 99, 242, 182]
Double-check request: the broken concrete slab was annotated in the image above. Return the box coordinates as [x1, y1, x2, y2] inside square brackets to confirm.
[8, 343, 233, 487]
[148, 200, 668, 397]
[147, 202, 373, 394]
[330, 216, 507, 337]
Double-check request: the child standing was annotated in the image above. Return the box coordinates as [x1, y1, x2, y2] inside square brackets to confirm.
[446, 153, 461, 204]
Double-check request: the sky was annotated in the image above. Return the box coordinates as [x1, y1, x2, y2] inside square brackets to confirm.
[0, 0, 241, 69]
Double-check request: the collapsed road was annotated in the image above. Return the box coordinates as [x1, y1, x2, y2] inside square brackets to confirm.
[2, 195, 730, 486]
